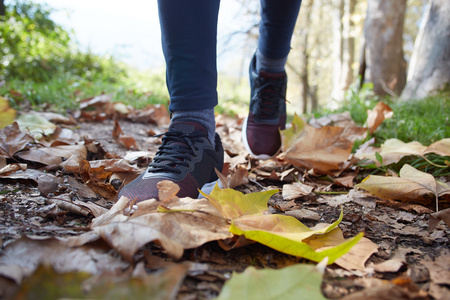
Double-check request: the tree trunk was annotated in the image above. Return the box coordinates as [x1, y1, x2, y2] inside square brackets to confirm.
[400, 0, 450, 100]
[364, 0, 407, 97]
[342, 0, 356, 90]
[0, 0, 6, 17]
[332, 0, 357, 102]
[300, 0, 314, 113]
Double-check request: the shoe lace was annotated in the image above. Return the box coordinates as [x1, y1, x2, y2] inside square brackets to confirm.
[147, 130, 206, 174]
[256, 77, 286, 119]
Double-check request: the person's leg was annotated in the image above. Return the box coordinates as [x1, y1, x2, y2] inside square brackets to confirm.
[118, 0, 223, 203]
[243, 0, 302, 159]
[160, 0, 220, 145]
[258, 0, 303, 67]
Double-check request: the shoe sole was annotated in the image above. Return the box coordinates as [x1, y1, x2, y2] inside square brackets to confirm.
[241, 117, 279, 160]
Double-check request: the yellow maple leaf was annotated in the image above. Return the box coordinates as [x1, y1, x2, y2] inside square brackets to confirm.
[0, 96, 16, 129]
[202, 185, 363, 264]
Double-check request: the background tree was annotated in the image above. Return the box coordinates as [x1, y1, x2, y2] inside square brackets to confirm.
[332, 0, 357, 102]
[362, 0, 407, 97]
[287, 0, 315, 113]
[401, 0, 450, 100]
[0, 0, 5, 17]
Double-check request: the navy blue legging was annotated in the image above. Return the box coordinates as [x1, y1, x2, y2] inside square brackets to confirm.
[158, 0, 302, 112]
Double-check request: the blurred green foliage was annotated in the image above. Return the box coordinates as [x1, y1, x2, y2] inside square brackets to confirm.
[0, 1, 125, 83]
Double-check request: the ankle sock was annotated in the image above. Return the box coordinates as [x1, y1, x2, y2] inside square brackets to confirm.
[171, 108, 216, 147]
[255, 48, 288, 74]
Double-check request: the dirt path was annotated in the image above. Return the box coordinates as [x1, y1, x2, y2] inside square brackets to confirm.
[0, 117, 448, 299]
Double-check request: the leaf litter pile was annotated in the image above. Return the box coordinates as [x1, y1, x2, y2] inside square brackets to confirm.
[0, 95, 449, 299]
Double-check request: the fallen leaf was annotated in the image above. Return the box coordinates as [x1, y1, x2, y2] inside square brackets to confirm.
[204, 186, 363, 263]
[373, 259, 405, 273]
[340, 282, 427, 300]
[128, 104, 170, 127]
[79, 94, 115, 121]
[0, 96, 16, 129]
[366, 101, 393, 134]
[355, 138, 450, 166]
[303, 227, 376, 270]
[16, 144, 87, 166]
[13, 262, 186, 300]
[285, 209, 321, 221]
[282, 181, 314, 200]
[428, 208, 450, 231]
[281, 115, 366, 175]
[309, 111, 356, 128]
[422, 251, 450, 285]
[32, 111, 77, 125]
[356, 164, 449, 207]
[0, 236, 129, 284]
[113, 120, 139, 150]
[0, 122, 34, 158]
[16, 112, 57, 139]
[0, 163, 27, 175]
[90, 195, 232, 260]
[216, 264, 327, 300]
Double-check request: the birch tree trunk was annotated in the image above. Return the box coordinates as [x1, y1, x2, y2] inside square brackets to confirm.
[400, 0, 450, 100]
[363, 0, 407, 97]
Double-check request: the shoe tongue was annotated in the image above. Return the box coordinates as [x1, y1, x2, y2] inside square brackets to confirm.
[259, 70, 286, 80]
[169, 121, 207, 134]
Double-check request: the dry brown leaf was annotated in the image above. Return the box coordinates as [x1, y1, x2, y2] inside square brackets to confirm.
[309, 111, 356, 128]
[356, 164, 449, 208]
[89, 158, 142, 173]
[285, 209, 320, 221]
[74, 200, 109, 217]
[356, 138, 450, 166]
[90, 195, 232, 260]
[429, 208, 450, 231]
[16, 144, 87, 166]
[32, 111, 77, 125]
[157, 180, 180, 202]
[282, 182, 314, 200]
[66, 176, 98, 199]
[0, 163, 27, 176]
[47, 194, 91, 216]
[422, 252, 450, 285]
[128, 104, 170, 126]
[333, 174, 357, 188]
[373, 259, 406, 273]
[228, 166, 249, 188]
[423, 138, 450, 156]
[283, 126, 357, 174]
[113, 120, 139, 150]
[304, 228, 378, 271]
[366, 101, 393, 134]
[79, 94, 115, 121]
[340, 282, 427, 300]
[0, 236, 129, 285]
[0, 168, 44, 183]
[0, 122, 34, 158]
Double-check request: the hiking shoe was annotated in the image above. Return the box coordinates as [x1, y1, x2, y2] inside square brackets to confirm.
[242, 54, 287, 159]
[118, 121, 224, 203]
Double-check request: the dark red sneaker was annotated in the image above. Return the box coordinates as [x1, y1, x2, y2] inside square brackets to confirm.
[118, 121, 224, 203]
[242, 55, 287, 159]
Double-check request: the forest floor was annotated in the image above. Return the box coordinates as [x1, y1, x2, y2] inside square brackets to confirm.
[0, 104, 449, 299]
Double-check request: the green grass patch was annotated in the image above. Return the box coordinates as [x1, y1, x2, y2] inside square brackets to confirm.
[315, 84, 449, 146]
[1, 69, 170, 112]
[374, 95, 449, 146]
